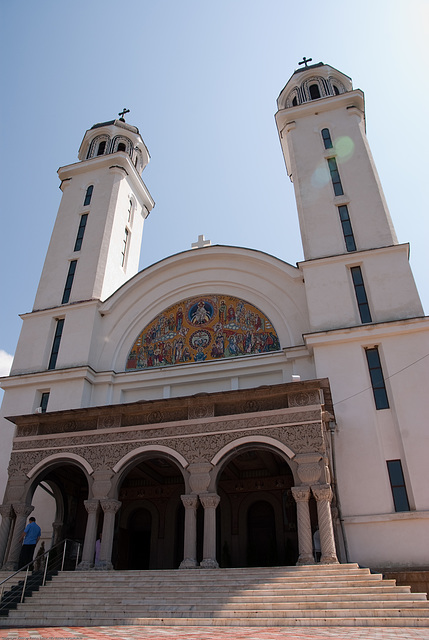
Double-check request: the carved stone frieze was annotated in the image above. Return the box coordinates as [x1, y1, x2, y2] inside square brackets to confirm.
[288, 390, 321, 407]
[13, 409, 323, 455]
[97, 415, 121, 430]
[8, 421, 326, 481]
[188, 404, 215, 420]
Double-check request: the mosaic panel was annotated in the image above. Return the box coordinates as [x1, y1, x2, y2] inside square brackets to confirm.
[126, 294, 280, 370]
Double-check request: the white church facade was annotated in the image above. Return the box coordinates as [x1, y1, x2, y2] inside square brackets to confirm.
[0, 62, 428, 574]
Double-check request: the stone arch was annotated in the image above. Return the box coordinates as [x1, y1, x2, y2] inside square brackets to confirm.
[87, 134, 111, 158]
[27, 452, 94, 481]
[112, 445, 188, 496]
[211, 435, 298, 488]
[112, 448, 187, 569]
[213, 440, 299, 567]
[112, 135, 133, 156]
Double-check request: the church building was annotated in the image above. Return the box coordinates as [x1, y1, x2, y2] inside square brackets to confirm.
[0, 61, 428, 575]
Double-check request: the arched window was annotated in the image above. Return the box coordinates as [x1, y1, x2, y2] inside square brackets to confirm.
[84, 185, 93, 206]
[333, 85, 340, 95]
[118, 142, 126, 152]
[321, 128, 333, 150]
[97, 141, 106, 156]
[292, 96, 298, 107]
[309, 84, 321, 100]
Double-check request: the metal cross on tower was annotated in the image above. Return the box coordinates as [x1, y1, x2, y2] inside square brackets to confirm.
[298, 57, 312, 68]
[118, 108, 130, 122]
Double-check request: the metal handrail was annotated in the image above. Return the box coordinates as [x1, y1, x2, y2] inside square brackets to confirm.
[0, 538, 81, 613]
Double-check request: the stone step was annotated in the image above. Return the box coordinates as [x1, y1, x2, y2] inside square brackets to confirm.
[27, 590, 424, 604]
[2, 565, 428, 628]
[17, 600, 429, 613]
[3, 615, 429, 628]
[7, 607, 429, 620]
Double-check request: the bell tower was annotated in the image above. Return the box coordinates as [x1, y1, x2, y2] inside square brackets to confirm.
[33, 114, 154, 311]
[275, 61, 423, 332]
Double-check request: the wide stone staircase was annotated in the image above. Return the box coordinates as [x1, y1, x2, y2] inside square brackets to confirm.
[1, 563, 429, 628]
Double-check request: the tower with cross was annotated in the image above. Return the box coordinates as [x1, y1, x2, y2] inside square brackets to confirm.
[32, 117, 154, 314]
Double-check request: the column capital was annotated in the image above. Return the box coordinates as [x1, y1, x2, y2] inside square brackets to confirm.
[311, 483, 333, 502]
[200, 493, 220, 509]
[181, 494, 199, 510]
[0, 504, 13, 518]
[100, 499, 121, 514]
[291, 486, 311, 502]
[84, 499, 100, 514]
[13, 503, 34, 518]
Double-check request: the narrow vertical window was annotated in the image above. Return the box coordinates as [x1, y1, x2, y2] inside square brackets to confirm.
[121, 228, 129, 267]
[84, 185, 93, 206]
[48, 319, 64, 370]
[333, 85, 340, 95]
[327, 158, 344, 196]
[365, 347, 389, 410]
[62, 260, 77, 304]
[321, 128, 333, 149]
[292, 96, 298, 107]
[117, 142, 126, 152]
[97, 140, 106, 156]
[40, 392, 50, 413]
[309, 84, 321, 100]
[74, 214, 88, 252]
[338, 205, 356, 252]
[351, 266, 372, 323]
[387, 460, 410, 512]
[127, 200, 133, 224]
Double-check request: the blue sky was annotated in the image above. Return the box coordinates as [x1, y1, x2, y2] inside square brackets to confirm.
[1, 0, 428, 380]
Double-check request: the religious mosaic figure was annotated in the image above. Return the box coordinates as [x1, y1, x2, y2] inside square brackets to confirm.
[126, 294, 280, 370]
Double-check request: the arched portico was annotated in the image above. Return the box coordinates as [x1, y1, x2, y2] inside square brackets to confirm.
[3, 379, 339, 571]
[0, 456, 91, 571]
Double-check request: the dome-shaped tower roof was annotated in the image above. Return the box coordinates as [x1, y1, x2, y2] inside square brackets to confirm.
[77, 115, 150, 174]
[277, 61, 353, 110]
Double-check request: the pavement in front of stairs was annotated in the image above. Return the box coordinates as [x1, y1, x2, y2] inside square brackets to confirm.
[0, 627, 428, 640]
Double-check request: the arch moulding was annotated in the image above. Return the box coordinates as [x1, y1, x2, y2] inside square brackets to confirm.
[27, 452, 94, 479]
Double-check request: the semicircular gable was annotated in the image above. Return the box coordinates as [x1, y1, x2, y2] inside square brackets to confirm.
[126, 294, 280, 370]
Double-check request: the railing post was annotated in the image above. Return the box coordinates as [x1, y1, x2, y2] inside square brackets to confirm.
[20, 567, 29, 604]
[60, 539, 67, 572]
[75, 543, 81, 570]
[42, 550, 50, 587]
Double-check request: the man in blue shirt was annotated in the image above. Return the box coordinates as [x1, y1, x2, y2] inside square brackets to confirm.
[18, 517, 42, 569]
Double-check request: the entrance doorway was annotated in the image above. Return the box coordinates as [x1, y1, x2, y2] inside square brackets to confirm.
[218, 447, 298, 567]
[116, 455, 185, 569]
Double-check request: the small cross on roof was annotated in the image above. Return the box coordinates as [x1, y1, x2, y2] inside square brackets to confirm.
[191, 234, 211, 249]
[118, 108, 130, 122]
[298, 56, 313, 68]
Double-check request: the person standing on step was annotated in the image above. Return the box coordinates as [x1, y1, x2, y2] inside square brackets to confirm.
[18, 516, 41, 570]
[95, 532, 102, 567]
[313, 526, 321, 563]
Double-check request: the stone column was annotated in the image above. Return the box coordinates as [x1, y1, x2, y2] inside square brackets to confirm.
[200, 493, 220, 569]
[291, 486, 314, 565]
[311, 484, 338, 564]
[0, 505, 14, 568]
[78, 499, 100, 570]
[97, 499, 121, 570]
[179, 495, 199, 569]
[51, 520, 63, 546]
[3, 504, 34, 571]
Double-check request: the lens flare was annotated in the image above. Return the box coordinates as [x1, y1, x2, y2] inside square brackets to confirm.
[335, 136, 354, 161]
[311, 163, 330, 189]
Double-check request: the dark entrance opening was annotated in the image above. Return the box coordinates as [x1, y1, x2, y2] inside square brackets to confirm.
[116, 456, 185, 570]
[247, 500, 277, 566]
[127, 508, 152, 569]
[218, 447, 298, 567]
